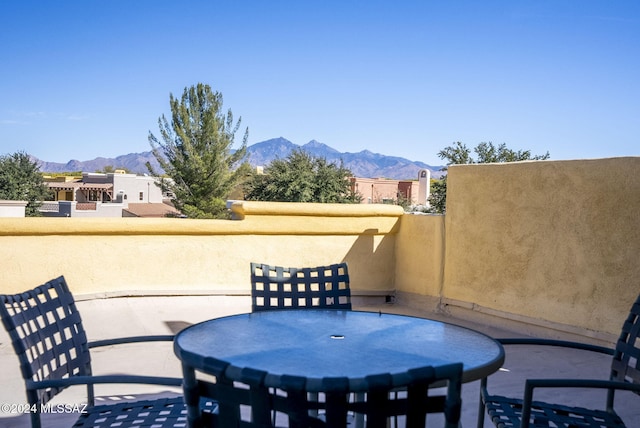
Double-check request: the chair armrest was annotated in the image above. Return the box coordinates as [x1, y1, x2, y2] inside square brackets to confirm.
[89, 335, 175, 348]
[521, 378, 640, 428]
[26, 374, 182, 391]
[497, 338, 614, 356]
[480, 338, 614, 395]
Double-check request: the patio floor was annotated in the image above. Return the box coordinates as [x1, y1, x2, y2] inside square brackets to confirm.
[0, 295, 637, 427]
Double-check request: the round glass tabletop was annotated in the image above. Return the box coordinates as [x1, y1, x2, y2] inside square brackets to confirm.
[175, 309, 504, 386]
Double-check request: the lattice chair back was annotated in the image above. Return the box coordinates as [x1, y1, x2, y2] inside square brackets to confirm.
[250, 262, 352, 312]
[0, 276, 94, 410]
[189, 362, 463, 428]
[610, 293, 640, 398]
[479, 293, 640, 428]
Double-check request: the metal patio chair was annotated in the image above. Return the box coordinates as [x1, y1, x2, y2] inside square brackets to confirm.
[185, 361, 463, 428]
[0, 276, 189, 428]
[477, 293, 640, 428]
[250, 262, 352, 312]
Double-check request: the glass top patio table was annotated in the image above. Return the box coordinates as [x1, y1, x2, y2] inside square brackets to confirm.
[174, 309, 504, 388]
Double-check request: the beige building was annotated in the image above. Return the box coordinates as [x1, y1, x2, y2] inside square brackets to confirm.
[350, 169, 430, 205]
[42, 171, 180, 217]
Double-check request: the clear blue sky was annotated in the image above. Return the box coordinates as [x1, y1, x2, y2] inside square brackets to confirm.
[1, 1, 638, 166]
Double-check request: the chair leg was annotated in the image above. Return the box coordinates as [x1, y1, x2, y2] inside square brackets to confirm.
[181, 363, 201, 427]
[477, 388, 486, 428]
[353, 392, 365, 428]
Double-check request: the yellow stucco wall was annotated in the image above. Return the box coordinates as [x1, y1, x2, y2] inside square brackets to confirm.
[394, 214, 445, 296]
[2, 158, 638, 340]
[442, 157, 640, 337]
[0, 202, 403, 296]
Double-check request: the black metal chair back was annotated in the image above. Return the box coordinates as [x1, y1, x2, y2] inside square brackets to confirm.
[1, 276, 189, 428]
[188, 362, 463, 428]
[609, 294, 640, 400]
[0, 277, 95, 410]
[250, 262, 352, 312]
[478, 292, 640, 428]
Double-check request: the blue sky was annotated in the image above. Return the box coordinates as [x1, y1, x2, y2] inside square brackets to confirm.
[1, 1, 638, 166]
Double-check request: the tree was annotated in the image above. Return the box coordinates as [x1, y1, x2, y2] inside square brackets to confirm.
[440, 141, 550, 164]
[427, 142, 550, 214]
[426, 177, 447, 214]
[148, 83, 250, 218]
[244, 149, 360, 203]
[0, 151, 49, 216]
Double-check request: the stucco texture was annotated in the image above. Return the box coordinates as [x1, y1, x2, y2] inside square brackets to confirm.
[0, 203, 403, 295]
[394, 214, 445, 296]
[442, 157, 640, 336]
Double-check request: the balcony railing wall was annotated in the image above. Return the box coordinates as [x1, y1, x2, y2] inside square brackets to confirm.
[0, 156, 638, 345]
[0, 202, 403, 299]
[397, 156, 640, 344]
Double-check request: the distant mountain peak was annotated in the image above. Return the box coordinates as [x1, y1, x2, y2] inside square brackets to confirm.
[36, 138, 445, 180]
[246, 139, 444, 179]
[302, 140, 340, 153]
[246, 137, 291, 148]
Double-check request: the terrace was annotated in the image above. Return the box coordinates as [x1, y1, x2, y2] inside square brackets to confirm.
[1, 156, 638, 427]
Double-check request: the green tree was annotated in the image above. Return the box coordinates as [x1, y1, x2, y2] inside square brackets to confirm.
[244, 149, 360, 203]
[0, 151, 49, 216]
[426, 177, 447, 214]
[444, 141, 550, 164]
[427, 142, 550, 214]
[148, 83, 250, 218]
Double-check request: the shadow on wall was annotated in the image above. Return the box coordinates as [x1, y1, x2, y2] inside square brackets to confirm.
[342, 229, 396, 293]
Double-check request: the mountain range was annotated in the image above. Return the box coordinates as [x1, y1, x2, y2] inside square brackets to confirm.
[36, 137, 445, 180]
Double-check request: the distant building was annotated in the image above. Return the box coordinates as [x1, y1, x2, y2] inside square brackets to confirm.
[350, 169, 430, 206]
[42, 170, 181, 217]
[0, 200, 28, 217]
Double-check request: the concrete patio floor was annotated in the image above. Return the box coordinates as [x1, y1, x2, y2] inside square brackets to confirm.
[0, 295, 637, 427]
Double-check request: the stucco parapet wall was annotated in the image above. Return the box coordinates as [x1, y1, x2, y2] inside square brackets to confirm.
[229, 201, 404, 219]
[0, 202, 404, 236]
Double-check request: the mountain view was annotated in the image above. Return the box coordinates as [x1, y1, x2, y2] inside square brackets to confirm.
[36, 137, 445, 180]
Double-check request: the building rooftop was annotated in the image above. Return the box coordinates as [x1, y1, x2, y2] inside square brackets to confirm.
[1, 295, 637, 427]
